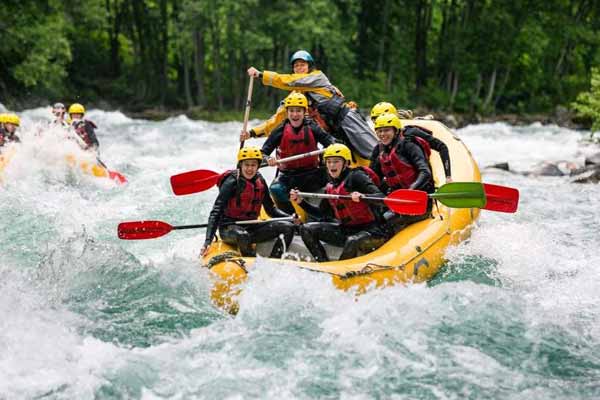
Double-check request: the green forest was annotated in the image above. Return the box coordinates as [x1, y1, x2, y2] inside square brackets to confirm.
[1, 0, 600, 118]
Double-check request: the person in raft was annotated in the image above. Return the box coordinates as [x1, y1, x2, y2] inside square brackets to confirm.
[370, 101, 452, 183]
[51, 102, 70, 128]
[370, 113, 435, 233]
[200, 146, 297, 258]
[241, 49, 377, 159]
[68, 103, 99, 151]
[260, 91, 336, 214]
[0, 113, 21, 149]
[290, 144, 389, 262]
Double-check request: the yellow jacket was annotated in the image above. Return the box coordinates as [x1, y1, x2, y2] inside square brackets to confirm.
[250, 70, 343, 137]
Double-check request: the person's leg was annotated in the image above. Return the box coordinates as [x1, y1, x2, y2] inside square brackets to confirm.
[219, 225, 255, 256]
[339, 225, 389, 260]
[292, 168, 328, 222]
[269, 174, 295, 214]
[384, 199, 433, 234]
[250, 221, 296, 258]
[299, 222, 346, 262]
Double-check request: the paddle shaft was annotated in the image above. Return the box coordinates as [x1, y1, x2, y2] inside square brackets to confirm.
[275, 149, 326, 164]
[174, 216, 293, 231]
[297, 191, 409, 203]
[240, 77, 254, 149]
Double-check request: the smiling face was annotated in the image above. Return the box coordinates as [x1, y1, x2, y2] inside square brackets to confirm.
[375, 127, 397, 145]
[326, 157, 346, 179]
[293, 60, 310, 74]
[4, 123, 16, 133]
[287, 106, 305, 127]
[240, 159, 260, 179]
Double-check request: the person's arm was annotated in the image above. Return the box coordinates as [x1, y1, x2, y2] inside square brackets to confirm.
[248, 104, 287, 138]
[310, 121, 336, 147]
[261, 70, 336, 99]
[349, 169, 385, 199]
[202, 175, 236, 252]
[401, 141, 433, 191]
[260, 125, 284, 158]
[406, 127, 452, 179]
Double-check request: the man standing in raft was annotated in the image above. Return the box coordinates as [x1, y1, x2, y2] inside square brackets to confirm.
[370, 113, 435, 233]
[290, 144, 388, 262]
[260, 91, 335, 214]
[242, 50, 377, 159]
[201, 147, 296, 258]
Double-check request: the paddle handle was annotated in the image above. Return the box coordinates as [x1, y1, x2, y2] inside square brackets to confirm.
[240, 77, 254, 149]
[275, 149, 325, 164]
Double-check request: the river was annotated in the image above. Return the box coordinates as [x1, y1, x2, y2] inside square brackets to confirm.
[1, 108, 599, 399]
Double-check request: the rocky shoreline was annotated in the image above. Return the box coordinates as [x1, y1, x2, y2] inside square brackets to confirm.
[122, 105, 591, 130]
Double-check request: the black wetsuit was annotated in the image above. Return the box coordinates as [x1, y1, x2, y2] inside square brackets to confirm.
[261, 119, 335, 214]
[403, 125, 451, 178]
[370, 135, 435, 232]
[204, 171, 295, 258]
[297, 167, 388, 261]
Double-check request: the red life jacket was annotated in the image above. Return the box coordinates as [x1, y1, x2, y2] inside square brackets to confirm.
[73, 120, 97, 148]
[326, 171, 376, 226]
[379, 134, 431, 189]
[276, 122, 320, 171]
[218, 170, 266, 220]
[356, 166, 381, 187]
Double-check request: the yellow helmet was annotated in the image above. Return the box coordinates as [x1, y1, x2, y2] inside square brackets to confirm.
[323, 143, 352, 162]
[284, 91, 308, 109]
[68, 103, 86, 115]
[374, 113, 402, 131]
[370, 102, 398, 120]
[4, 113, 20, 126]
[0, 113, 7, 124]
[237, 146, 263, 162]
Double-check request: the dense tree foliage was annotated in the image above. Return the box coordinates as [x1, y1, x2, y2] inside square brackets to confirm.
[572, 67, 600, 136]
[1, 0, 599, 116]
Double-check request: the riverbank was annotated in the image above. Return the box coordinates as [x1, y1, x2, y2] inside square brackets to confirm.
[123, 105, 591, 130]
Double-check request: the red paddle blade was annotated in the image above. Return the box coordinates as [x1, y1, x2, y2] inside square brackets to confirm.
[118, 220, 173, 240]
[170, 169, 221, 195]
[108, 170, 127, 184]
[483, 183, 519, 213]
[384, 189, 428, 215]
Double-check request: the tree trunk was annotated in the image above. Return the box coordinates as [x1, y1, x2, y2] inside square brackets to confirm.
[470, 72, 482, 112]
[494, 66, 512, 108]
[106, 0, 123, 77]
[193, 28, 206, 108]
[158, 0, 168, 106]
[183, 51, 193, 109]
[449, 71, 459, 109]
[376, 0, 390, 73]
[415, 0, 432, 93]
[483, 67, 497, 110]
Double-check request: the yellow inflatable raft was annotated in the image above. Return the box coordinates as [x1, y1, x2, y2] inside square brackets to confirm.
[202, 120, 481, 313]
[0, 147, 16, 182]
[65, 154, 127, 184]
